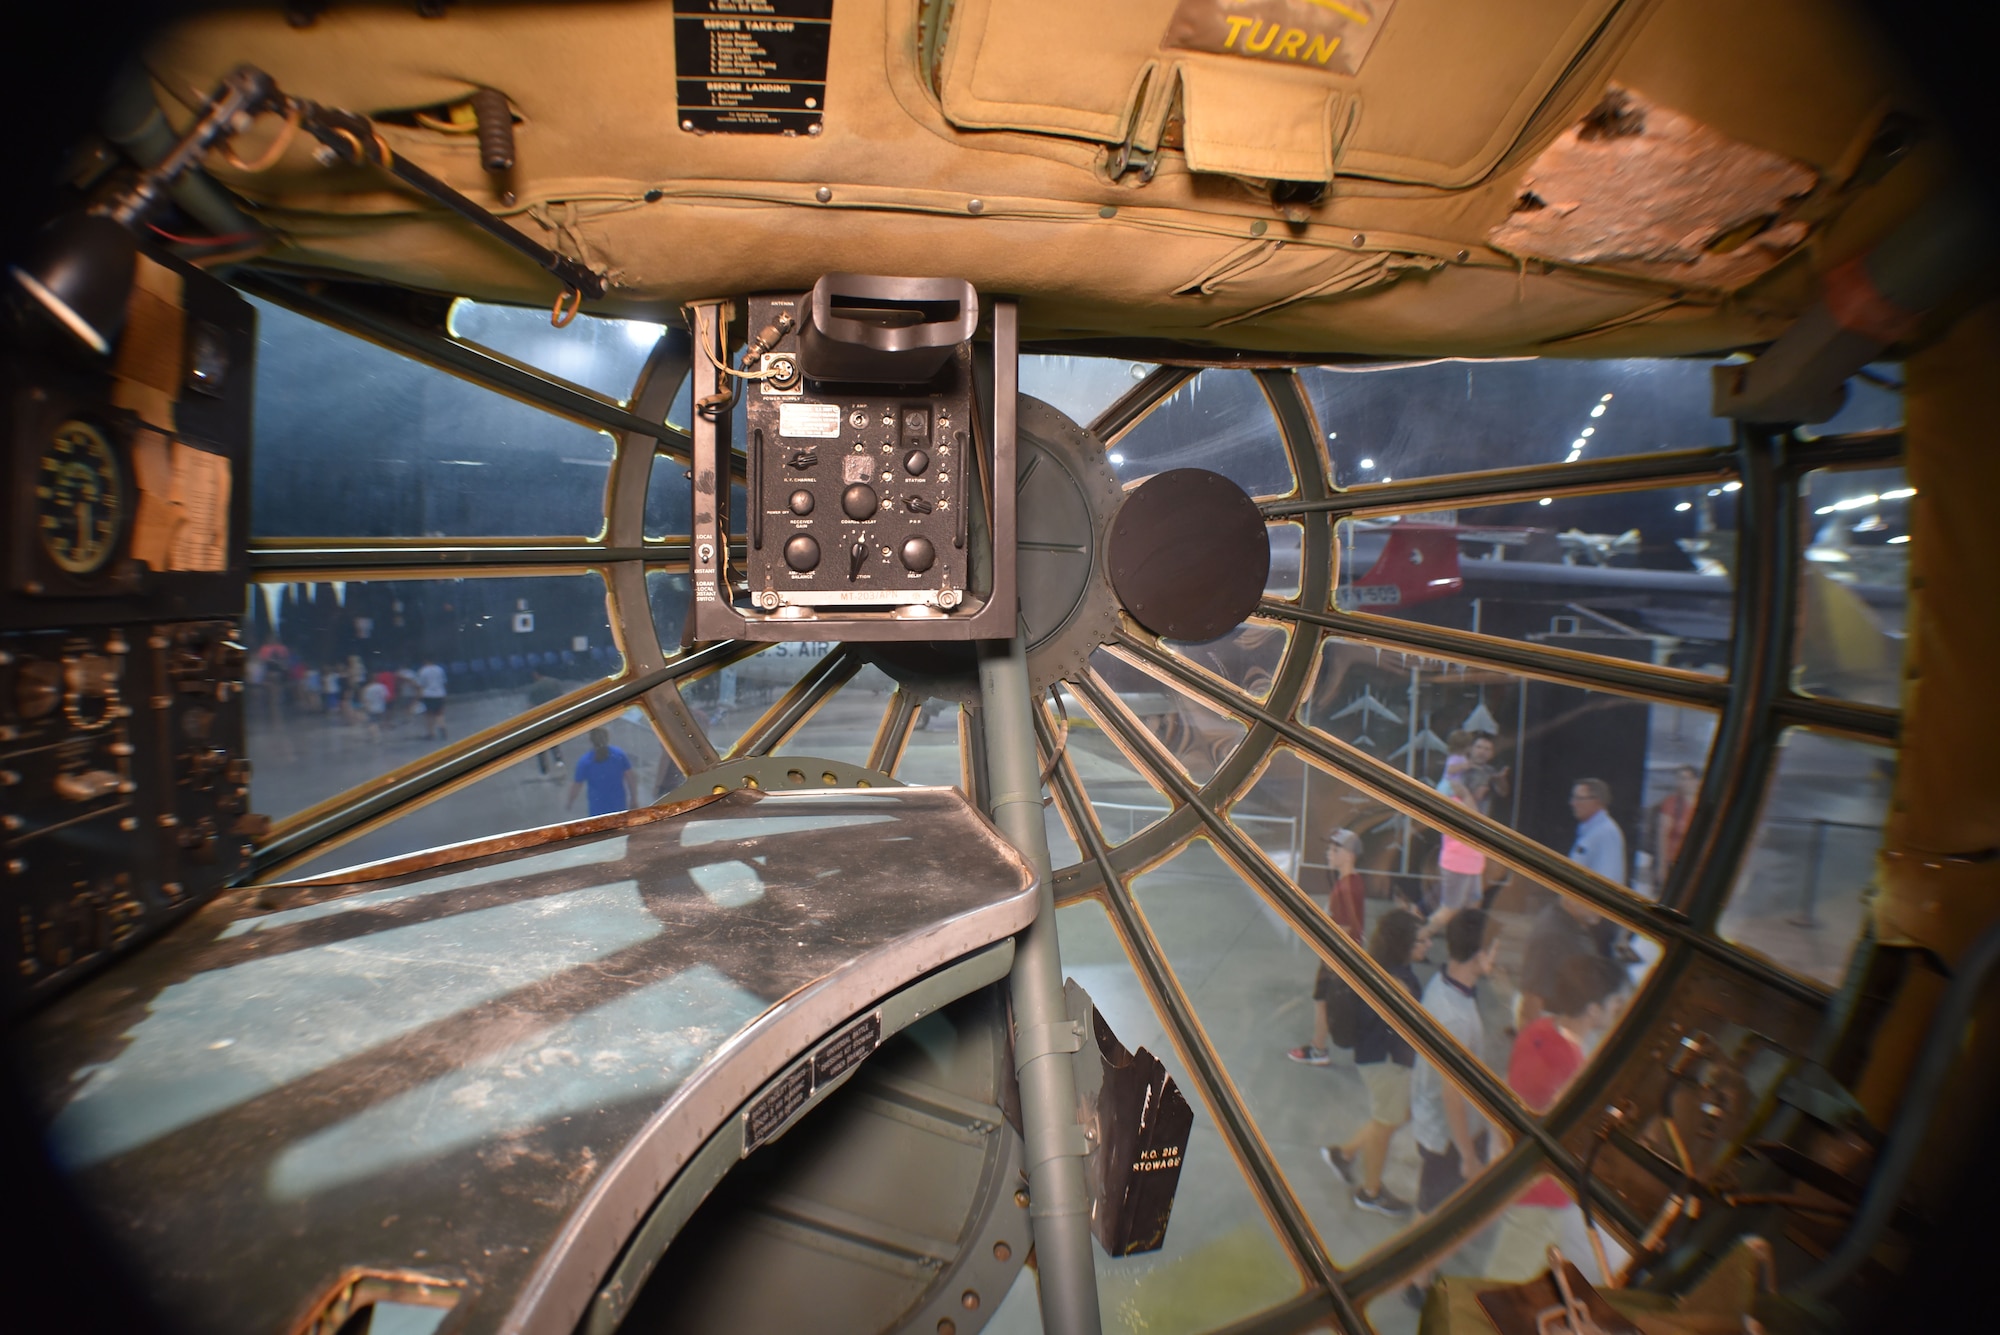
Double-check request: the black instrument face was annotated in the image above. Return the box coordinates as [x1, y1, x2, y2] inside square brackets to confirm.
[36, 420, 123, 575]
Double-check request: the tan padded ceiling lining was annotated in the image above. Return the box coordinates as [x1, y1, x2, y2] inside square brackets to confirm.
[147, 0, 1931, 356]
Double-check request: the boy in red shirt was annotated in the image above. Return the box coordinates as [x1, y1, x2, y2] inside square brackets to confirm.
[1289, 828, 1367, 1065]
[1489, 952, 1629, 1278]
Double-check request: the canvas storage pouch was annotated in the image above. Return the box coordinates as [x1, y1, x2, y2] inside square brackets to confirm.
[933, 0, 1633, 189]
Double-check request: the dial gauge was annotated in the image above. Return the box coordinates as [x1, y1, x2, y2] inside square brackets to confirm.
[36, 420, 124, 576]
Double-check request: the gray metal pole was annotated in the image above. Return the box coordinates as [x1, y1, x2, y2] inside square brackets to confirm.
[980, 633, 1102, 1335]
[976, 304, 1101, 1335]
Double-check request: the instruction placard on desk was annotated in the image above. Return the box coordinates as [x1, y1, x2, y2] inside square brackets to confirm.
[674, 0, 832, 135]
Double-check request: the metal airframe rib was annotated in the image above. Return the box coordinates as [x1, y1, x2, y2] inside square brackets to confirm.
[1256, 429, 1901, 521]
[249, 546, 667, 575]
[731, 647, 866, 757]
[1262, 598, 1733, 709]
[1676, 429, 1798, 934]
[1086, 364, 1199, 444]
[869, 689, 922, 775]
[1063, 669, 1646, 1245]
[1772, 694, 1901, 745]
[1107, 626, 1828, 1008]
[1031, 704, 1356, 1323]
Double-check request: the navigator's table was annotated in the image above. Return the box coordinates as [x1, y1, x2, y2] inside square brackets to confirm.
[21, 786, 1038, 1334]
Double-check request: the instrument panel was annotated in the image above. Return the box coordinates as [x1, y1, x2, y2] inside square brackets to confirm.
[742, 291, 973, 613]
[1, 248, 257, 1013]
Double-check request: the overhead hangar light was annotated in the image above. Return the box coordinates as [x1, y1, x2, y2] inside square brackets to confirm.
[1723, 480, 1743, 492]
[1590, 404, 1606, 417]
[1675, 501, 1693, 512]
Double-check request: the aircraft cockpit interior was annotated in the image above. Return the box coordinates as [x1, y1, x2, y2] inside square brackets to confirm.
[3, 3, 1997, 1334]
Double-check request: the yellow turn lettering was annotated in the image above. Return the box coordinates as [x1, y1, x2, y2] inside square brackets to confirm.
[1222, 15, 1256, 48]
[1306, 33, 1342, 64]
[1275, 27, 1308, 59]
[1245, 18, 1278, 52]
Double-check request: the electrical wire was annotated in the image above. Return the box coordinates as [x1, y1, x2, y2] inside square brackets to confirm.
[221, 99, 302, 172]
[148, 225, 259, 246]
[696, 329, 780, 381]
[413, 110, 479, 134]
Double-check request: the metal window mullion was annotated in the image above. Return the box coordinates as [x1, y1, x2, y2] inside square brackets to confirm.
[1261, 599, 1732, 711]
[1031, 705, 1356, 1326]
[1260, 449, 1735, 519]
[607, 329, 693, 549]
[252, 640, 747, 874]
[1673, 428, 1797, 932]
[1772, 694, 1900, 745]
[868, 688, 922, 775]
[1087, 365, 1199, 444]
[1112, 627, 1829, 1007]
[1783, 428, 1904, 473]
[1068, 671, 1656, 1266]
[1067, 673, 1572, 1161]
[249, 545, 668, 573]
[727, 647, 866, 758]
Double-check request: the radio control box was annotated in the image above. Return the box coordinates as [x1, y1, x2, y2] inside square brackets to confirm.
[741, 293, 973, 614]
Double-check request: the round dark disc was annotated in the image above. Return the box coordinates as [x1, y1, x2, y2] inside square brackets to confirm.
[1108, 468, 1268, 642]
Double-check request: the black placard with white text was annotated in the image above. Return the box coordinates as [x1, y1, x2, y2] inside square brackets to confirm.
[674, 0, 832, 135]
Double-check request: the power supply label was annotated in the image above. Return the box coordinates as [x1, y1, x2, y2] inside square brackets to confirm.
[674, 0, 832, 136]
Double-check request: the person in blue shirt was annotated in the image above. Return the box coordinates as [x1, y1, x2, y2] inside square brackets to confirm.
[567, 727, 637, 817]
[1567, 777, 1628, 886]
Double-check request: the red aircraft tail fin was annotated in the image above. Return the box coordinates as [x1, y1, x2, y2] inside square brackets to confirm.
[1343, 525, 1465, 609]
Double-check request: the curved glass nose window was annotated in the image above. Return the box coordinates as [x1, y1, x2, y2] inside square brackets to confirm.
[1299, 358, 1732, 489]
[1304, 635, 1718, 899]
[447, 298, 666, 403]
[249, 297, 617, 539]
[245, 573, 621, 823]
[1334, 483, 1739, 675]
[238, 317, 1904, 1334]
[1796, 465, 1912, 708]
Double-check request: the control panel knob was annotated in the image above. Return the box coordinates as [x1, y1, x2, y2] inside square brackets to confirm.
[848, 538, 869, 581]
[54, 770, 121, 803]
[783, 534, 821, 572]
[841, 483, 879, 520]
[902, 448, 930, 476]
[789, 489, 815, 516]
[900, 536, 937, 573]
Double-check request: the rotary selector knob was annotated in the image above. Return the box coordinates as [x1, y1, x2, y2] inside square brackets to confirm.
[841, 483, 879, 520]
[900, 536, 937, 573]
[783, 534, 821, 572]
[789, 489, 815, 516]
[902, 448, 930, 476]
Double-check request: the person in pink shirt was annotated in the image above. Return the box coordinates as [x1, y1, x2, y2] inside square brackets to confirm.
[1432, 732, 1508, 931]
